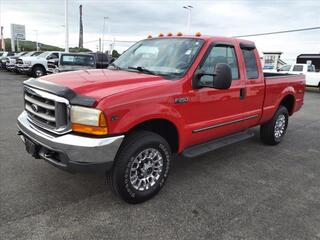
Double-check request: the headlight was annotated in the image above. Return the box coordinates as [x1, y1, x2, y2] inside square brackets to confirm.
[24, 61, 32, 66]
[70, 106, 108, 135]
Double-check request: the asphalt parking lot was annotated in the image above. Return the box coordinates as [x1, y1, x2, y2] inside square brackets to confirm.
[0, 70, 319, 240]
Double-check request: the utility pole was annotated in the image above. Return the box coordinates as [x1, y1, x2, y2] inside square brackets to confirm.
[102, 16, 109, 53]
[183, 5, 193, 34]
[78, 5, 83, 48]
[16, 37, 19, 51]
[65, 0, 69, 52]
[0, 0, 2, 51]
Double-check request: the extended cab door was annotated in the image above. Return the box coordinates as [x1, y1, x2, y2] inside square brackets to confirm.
[185, 42, 247, 147]
[240, 43, 265, 128]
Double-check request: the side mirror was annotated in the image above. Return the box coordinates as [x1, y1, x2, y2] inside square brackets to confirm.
[193, 63, 232, 90]
[214, 63, 232, 89]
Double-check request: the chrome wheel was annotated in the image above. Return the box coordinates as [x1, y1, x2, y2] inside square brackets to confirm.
[35, 69, 44, 77]
[274, 114, 286, 139]
[129, 148, 163, 191]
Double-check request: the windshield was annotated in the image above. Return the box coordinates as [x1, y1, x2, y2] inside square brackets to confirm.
[278, 65, 291, 71]
[111, 38, 204, 78]
[32, 52, 42, 56]
[22, 52, 34, 57]
[61, 54, 95, 66]
[37, 51, 50, 58]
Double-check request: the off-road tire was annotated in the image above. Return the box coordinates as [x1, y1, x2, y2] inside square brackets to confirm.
[260, 105, 289, 145]
[109, 131, 171, 204]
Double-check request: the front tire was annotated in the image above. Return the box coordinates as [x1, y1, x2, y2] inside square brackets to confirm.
[32, 66, 46, 78]
[260, 105, 289, 145]
[110, 131, 171, 204]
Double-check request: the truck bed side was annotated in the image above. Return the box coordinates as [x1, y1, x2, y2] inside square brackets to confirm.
[260, 73, 305, 124]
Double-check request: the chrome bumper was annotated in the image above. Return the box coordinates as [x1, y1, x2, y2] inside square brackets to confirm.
[17, 111, 124, 174]
[16, 65, 32, 73]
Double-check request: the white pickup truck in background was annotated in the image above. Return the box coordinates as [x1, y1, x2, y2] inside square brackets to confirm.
[6, 52, 42, 72]
[16, 51, 61, 77]
[277, 64, 320, 89]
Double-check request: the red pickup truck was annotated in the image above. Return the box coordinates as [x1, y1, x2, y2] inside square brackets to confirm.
[17, 35, 305, 203]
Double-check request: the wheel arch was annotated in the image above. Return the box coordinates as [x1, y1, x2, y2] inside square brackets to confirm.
[279, 94, 295, 115]
[128, 118, 180, 153]
[32, 63, 46, 70]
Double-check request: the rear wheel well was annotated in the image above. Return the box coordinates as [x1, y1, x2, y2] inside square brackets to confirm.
[129, 119, 179, 153]
[280, 94, 295, 115]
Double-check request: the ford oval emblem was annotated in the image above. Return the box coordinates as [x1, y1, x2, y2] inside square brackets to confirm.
[31, 104, 39, 112]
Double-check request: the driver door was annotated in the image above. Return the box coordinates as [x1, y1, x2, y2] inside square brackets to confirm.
[185, 43, 246, 146]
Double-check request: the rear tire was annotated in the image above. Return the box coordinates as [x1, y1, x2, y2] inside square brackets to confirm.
[260, 105, 289, 145]
[109, 131, 171, 204]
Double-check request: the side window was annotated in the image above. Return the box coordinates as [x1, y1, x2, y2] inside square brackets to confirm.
[198, 45, 239, 85]
[241, 48, 259, 79]
[307, 65, 314, 72]
[292, 65, 303, 72]
[52, 53, 59, 59]
[46, 53, 59, 60]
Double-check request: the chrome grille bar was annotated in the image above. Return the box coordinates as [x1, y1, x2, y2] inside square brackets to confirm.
[23, 86, 71, 134]
[25, 104, 56, 122]
[24, 94, 55, 110]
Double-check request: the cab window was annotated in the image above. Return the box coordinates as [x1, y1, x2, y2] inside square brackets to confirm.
[197, 45, 239, 86]
[241, 48, 259, 79]
[47, 53, 59, 60]
[292, 65, 303, 72]
[307, 65, 315, 72]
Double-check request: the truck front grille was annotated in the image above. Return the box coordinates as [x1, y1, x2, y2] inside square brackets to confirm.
[16, 58, 23, 64]
[24, 87, 70, 134]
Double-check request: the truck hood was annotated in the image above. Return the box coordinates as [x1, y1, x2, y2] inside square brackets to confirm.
[20, 56, 45, 61]
[40, 69, 170, 102]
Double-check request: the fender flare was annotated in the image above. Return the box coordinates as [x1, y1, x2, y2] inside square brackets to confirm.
[112, 103, 187, 152]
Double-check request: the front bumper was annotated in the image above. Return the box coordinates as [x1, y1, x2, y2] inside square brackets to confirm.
[17, 111, 124, 174]
[16, 64, 32, 73]
[6, 64, 16, 71]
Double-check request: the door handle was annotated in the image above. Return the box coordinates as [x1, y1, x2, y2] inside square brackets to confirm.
[240, 88, 246, 100]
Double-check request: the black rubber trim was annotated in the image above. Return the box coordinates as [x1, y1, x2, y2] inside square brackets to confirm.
[23, 78, 96, 107]
[239, 42, 256, 50]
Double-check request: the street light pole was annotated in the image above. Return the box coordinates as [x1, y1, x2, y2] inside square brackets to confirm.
[183, 5, 193, 34]
[102, 16, 109, 53]
[65, 0, 69, 52]
[33, 30, 39, 51]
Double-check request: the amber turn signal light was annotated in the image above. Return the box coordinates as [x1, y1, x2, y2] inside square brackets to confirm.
[72, 123, 108, 135]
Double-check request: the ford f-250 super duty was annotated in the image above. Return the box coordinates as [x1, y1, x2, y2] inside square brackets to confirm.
[17, 34, 305, 203]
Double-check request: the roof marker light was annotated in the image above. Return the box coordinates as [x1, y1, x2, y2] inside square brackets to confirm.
[147, 35, 152, 39]
[167, 32, 173, 36]
[158, 33, 164, 37]
[195, 32, 202, 37]
[177, 32, 183, 36]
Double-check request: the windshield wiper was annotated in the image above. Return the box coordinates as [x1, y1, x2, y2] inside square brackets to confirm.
[128, 66, 157, 75]
[108, 62, 122, 70]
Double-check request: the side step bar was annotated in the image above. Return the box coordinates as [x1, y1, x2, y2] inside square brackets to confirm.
[182, 130, 254, 158]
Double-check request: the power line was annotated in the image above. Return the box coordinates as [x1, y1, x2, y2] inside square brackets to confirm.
[233, 26, 320, 38]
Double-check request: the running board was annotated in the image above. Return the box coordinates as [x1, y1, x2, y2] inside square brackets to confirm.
[182, 131, 254, 158]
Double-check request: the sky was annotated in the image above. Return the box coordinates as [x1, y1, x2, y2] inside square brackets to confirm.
[0, 0, 319, 63]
